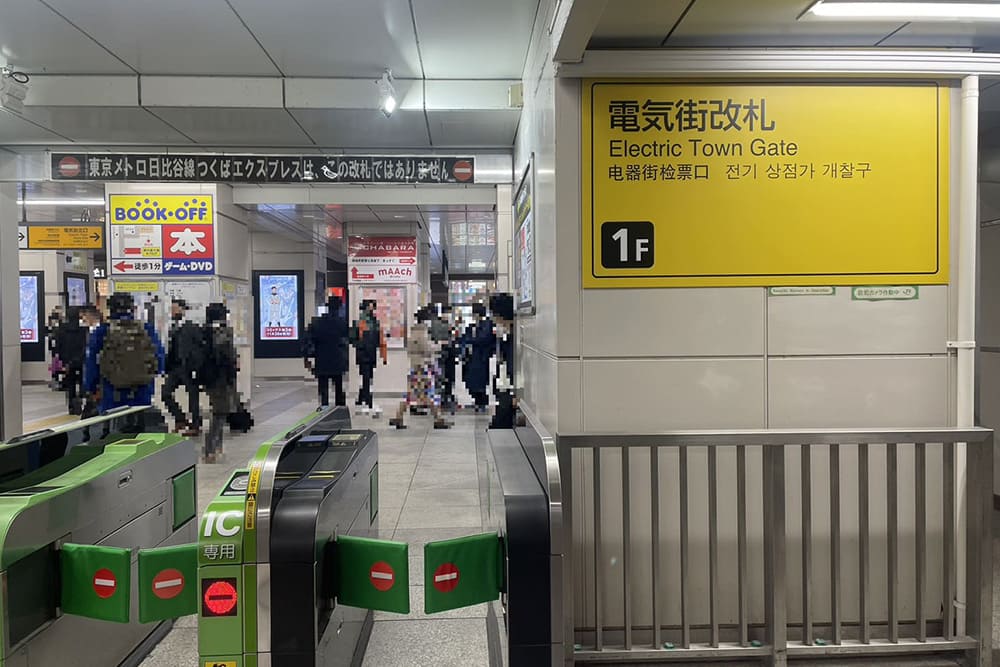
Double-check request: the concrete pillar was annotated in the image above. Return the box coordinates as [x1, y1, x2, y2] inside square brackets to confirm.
[0, 184, 23, 438]
[496, 184, 514, 292]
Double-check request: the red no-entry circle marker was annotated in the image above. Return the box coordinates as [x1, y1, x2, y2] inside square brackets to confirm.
[203, 580, 238, 616]
[93, 568, 117, 599]
[58, 156, 81, 178]
[452, 160, 473, 182]
[152, 568, 185, 600]
[369, 561, 395, 592]
[433, 562, 460, 593]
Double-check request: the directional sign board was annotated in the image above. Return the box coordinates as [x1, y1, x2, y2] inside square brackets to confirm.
[17, 226, 26, 249]
[347, 236, 417, 284]
[582, 82, 950, 288]
[108, 194, 215, 276]
[25, 225, 104, 250]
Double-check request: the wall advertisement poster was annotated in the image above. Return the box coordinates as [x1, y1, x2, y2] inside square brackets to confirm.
[514, 155, 535, 314]
[258, 274, 300, 340]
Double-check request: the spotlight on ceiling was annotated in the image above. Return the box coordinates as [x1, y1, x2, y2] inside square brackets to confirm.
[377, 69, 397, 118]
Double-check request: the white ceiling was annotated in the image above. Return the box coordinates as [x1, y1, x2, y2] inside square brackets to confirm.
[589, 0, 1000, 50]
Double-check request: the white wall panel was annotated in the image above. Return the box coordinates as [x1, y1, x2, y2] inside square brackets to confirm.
[581, 359, 765, 431]
[0, 112, 67, 144]
[148, 108, 311, 146]
[768, 357, 950, 428]
[582, 288, 764, 357]
[18, 107, 190, 144]
[768, 286, 948, 356]
[518, 344, 559, 435]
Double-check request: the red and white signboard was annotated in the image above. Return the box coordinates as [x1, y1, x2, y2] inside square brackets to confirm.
[432, 562, 460, 593]
[348, 235, 417, 284]
[152, 568, 185, 600]
[369, 561, 395, 592]
[93, 568, 117, 599]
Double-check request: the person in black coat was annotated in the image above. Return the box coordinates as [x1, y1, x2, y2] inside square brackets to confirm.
[54, 305, 89, 415]
[489, 293, 516, 429]
[462, 302, 496, 413]
[304, 295, 350, 407]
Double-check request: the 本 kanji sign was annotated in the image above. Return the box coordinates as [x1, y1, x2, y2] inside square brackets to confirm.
[52, 153, 475, 185]
[583, 82, 949, 288]
[108, 194, 215, 276]
[348, 236, 418, 284]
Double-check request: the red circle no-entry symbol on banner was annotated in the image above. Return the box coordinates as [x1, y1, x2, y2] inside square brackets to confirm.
[152, 568, 185, 600]
[58, 156, 82, 178]
[433, 562, 460, 593]
[369, 561, 395, 592]
[93, 568, 117, 599]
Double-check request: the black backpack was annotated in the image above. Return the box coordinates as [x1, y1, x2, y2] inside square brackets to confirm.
[201, 326, 236, 386]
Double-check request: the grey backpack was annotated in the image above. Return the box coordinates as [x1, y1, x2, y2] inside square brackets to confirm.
[99, 320, 158, 388]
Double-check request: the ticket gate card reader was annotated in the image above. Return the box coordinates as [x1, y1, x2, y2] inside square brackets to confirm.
[199, 406, 381, 667]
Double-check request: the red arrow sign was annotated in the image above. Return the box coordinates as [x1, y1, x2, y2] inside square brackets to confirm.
[350, 266, 373, 280]
[122, 247, 142, 255]
[369, 561, 395, 592]
[398, 257, 416, 265]
[114, 261, 133, 272]
[93, 568, 117, 599]
[432, 562, 460, 593]
[152, 568, 185, 600]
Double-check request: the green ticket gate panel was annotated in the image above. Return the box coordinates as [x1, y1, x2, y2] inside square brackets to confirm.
[138, 543, 198, 622]
[60, 543, 131, 623]
[0, 406, 198, 667]
[423, 533, 503, 614]
[199, 405, 381, 667]
[335, 535, 409, 614]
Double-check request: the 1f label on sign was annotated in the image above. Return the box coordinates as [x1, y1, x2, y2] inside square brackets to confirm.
[601, 221, 654, 269]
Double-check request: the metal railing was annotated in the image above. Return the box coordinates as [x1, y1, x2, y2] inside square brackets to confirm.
[558, 428, 993, 665]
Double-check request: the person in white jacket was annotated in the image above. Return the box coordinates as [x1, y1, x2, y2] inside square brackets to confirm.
[389, 306, 451, 430]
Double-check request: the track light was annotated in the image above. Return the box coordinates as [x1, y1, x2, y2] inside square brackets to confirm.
[377, 69, 397, 118]
[806, 1, 1000, 20]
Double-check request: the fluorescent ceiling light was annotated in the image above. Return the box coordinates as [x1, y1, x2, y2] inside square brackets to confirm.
[17, 198, 105, 206]
[377, 69, 397, 118]
[807, 1, 1000, 20]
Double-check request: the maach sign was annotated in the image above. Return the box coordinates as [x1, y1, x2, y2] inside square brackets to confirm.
[348, 236, 418, 284]
[582, 82, 949, 288]
[108, 195, 215, 276]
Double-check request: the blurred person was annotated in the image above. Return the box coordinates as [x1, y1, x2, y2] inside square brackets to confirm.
[83, 292, 164, 414]
[349, 299, 387, 415]
[304, 295, 350, 407]
[489, 293, 516, 429]
[46, 306, 65, 390]
[202, 302, 238, 463]
[53, 305, 89, 415]
[429, 304, 458, 412]
[162, 299, 206, 435]
[462, 302, 496, 413]
[389, 306, 450, 430]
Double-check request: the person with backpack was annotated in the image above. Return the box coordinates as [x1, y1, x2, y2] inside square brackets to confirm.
[83, 292, 165, 414]
[304, 295, 350, 408]
[349, 299, 387, 415]
[54, 305, 90, 415]
[162, 299, 205, 435]
[462, 302, 496, 413]
[202, 302, 238, 463]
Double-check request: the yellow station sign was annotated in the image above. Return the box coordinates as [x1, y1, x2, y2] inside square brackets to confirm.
[582, 82, 950, 288]
[27, 225, 103, 249]
[113, 281, 159, 293]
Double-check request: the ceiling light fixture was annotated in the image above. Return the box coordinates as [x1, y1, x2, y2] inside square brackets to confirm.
[17, 198, 105, 206]
[377, 69, 397, 118]
[806, 1, 1000, 20]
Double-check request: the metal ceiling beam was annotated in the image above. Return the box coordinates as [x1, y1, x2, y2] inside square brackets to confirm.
[557, 49, 1000, 78]
[23, 75, 518, 111]
[551, 0, 610, 64]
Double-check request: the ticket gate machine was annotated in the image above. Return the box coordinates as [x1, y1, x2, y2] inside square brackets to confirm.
[0, 406, 197, 667]
[199, 406, 379, 667]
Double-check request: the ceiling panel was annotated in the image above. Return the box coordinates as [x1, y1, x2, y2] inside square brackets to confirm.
[881, 22, 1000, 51]
[0, 110, 68, 143]
[147, 108, 312, 145]
[289, 109, 430, 148]
[229, 0, 422, 77]
[426, 110, 520, 147]
[666, 0, 903, 47]
[43, 0, 279, 75]
[589, 0, 690, 48]
[17, 106, 190, 143]
[412, 0, 538, 78]
[0, 0, 133, 73]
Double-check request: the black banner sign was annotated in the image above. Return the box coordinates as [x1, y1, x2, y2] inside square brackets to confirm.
[51, 153, 476, 185]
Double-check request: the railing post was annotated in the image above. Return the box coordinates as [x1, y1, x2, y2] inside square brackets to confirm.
[763, 445, 787, 666]
[965, 435, 993, 667]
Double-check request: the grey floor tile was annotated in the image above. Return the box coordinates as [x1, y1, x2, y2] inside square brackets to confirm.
[409, 465, 479, 490]
[378, 462, 418, 480]
[396, 503, 483, 530]
[362, 618, 488, 667]
[374, 584, 488, 621]
[138, 626, 197, 667]
[403, 488, 480, 509]
[375, 506, 402, 535]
